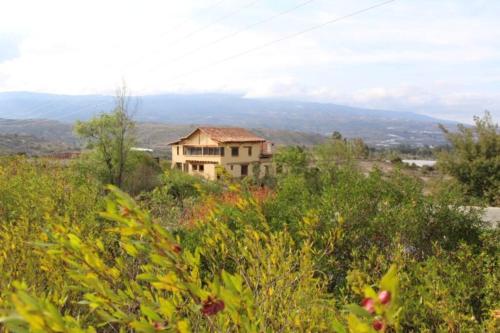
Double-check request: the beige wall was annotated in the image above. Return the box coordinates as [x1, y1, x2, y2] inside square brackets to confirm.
[220, 142, 263, 178]
[182, 130, 218, 146]
[187, 163, 217, 180]
[171, 132, 271, 180]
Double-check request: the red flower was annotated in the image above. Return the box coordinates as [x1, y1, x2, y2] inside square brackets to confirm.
[361, 297, 375, 314]
[201, 296, 225, 316]
[372, 319, 384, 331]
[378, 290, 391, 304]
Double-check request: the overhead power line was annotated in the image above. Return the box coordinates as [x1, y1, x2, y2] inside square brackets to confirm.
[50, 0, 264, 121]
[169, 0, 396, 83]
[52, 0, 315, 120]
[140, 0, 317, 75]
[122, 0, 262, 72]
[54, 0, 397, 120]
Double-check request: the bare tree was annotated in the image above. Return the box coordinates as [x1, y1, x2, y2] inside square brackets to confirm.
[75, 82, 137, 188]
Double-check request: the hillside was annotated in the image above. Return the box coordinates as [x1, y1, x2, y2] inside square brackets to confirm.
[0, 133, 72, 155]
[0, 92, 456, 147]
[0, 118, 326, 156]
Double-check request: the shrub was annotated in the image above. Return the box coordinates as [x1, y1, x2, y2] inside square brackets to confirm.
[438, 112, 500, 205]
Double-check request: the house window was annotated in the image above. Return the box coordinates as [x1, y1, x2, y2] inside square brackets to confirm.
[184, 147, 202, 155]
[175, 162, 182, 170]
[203, 147, 220, 155]
[185, 146, 225, 156]
[177, 146, 180, 155]
[199, 164, 204, 172]
[241, 164, 248, 176]
[231, 147, 239, 157]
[230, 165, 234, 170]
[192, 164, 198, 171]
[247, 146, 252, 156]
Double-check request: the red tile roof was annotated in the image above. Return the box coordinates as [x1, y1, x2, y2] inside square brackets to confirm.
[169, 127, 266, 144]
[198, 127, 266, 143]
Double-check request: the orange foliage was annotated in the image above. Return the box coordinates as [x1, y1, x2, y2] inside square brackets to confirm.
[183, 186, 274, 226]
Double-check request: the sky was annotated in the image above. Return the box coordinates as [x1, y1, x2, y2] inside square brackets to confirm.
[0, 0, 499, 123]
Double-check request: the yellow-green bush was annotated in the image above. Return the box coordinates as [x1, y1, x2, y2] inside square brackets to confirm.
[0, 155, 498, 332]
[0, 157, 104, 308]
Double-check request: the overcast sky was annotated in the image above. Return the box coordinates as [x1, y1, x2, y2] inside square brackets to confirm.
[1, 0, 499, 123]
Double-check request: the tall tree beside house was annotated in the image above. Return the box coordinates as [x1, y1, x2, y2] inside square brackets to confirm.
[75, 84, 137, 188]
[313, 135, 368, 168]
[438, 111, 500, 205]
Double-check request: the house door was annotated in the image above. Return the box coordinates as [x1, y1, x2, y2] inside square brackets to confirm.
[241, 164, 248, 177]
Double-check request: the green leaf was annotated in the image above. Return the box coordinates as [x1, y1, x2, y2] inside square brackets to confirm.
[380, 264, 398, 295]
[177, 320, 191, 333]
[122, 242, 138, 257]
[136, 273, 157, 282]
[347, 313, 372, 333]
[345, 304, 372, 320]
[140, 304, 161, 321]
[331, 319, 348, 333]
[363, 285, 377, 300]
[130, 321, 156, 333]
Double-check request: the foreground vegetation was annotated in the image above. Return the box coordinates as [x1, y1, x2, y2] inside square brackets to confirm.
[0, 108, 498, 332]
[0, 149, 498, 332]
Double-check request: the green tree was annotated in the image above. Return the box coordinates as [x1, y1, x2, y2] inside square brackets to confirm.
[314, 136, 368, 168]
[75, 84, 136, 188]
[438, 111, 500, 205]
[331, 130, 343, 140]
[273, 146, 309, 174]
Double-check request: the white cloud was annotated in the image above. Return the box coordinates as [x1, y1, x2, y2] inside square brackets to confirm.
[0, 0, 499, 122]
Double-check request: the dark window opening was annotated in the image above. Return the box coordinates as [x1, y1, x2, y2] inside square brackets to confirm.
[241, 164, 248, 176]
[247, 146, 252, 156]
[231, 147, 239, 156]
[192, 164, 198, 171]
[177, 146, 180, 155]
[184, 146, 224, 156]
[203, 147, 222, 155]
[199, 164, 204, 172]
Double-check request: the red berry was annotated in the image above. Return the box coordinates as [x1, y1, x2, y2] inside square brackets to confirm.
[378, 290, 391, 304]
[201, 296, 225, 316]
[153, 322, 166, 330]
[361, 297, 375, 314]
[120, 207, 130, 217]
[372, 319, 384, 331]
[171, 244, 182, 254]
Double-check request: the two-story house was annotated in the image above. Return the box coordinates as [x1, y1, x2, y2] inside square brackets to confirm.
[169, 127, 273, 180]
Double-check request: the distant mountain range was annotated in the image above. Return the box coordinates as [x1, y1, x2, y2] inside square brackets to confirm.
[0, 91, 458, 150]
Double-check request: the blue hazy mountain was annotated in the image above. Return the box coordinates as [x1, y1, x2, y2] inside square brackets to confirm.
[0, 91, 456, 146]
